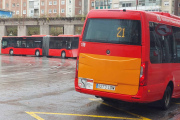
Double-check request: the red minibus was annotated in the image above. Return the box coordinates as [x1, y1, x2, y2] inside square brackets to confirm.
[75, 10, 180, 109]
[44, 35, 79, 58]
[1, 36, 43, 56]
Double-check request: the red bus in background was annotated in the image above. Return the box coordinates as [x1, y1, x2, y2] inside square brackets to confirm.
[1, 35, 80, 58]
[1, 36, 43, 57]
[45, 35, 80, 58]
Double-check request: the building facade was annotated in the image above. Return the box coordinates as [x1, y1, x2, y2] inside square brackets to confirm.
[0, 0, 3, 9]
[161, 0, 175, 14]
[1, 0, 85, 17]
[119, 0, 162, 12]
[93, 0, 178, 15]
[0, 0, 179, 17]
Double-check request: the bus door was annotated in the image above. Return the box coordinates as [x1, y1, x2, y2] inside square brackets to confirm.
[13, 38, 22, 55]
[21, 38, 28, 55]
[26, 38, 35, 55]
[34, 38, 43, 55]
[71, 37, 79, 57]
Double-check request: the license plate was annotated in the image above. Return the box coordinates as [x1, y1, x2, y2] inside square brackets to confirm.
[96, 84, 115, 91]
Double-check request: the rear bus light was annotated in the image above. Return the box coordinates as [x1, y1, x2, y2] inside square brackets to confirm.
[78, 78, 93, 90]
[139, 62, 148, 86]
[75, 57, 79, 78]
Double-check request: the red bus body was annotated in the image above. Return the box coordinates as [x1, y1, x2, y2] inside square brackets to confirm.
[75, 10, 180, 104]
[1, 36, 43, 56]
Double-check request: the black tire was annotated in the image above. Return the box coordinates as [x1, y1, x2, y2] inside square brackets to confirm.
[35, 50, 40, 57]
[9, 49, 13, 56]
[160, 86, 172, 110]
[61, 51, 66, 59]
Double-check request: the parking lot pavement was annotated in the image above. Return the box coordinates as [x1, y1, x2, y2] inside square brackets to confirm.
[0, 55, 180, 120]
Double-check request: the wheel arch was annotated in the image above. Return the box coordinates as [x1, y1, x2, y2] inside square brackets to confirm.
[35, 49, 40, 53]
[9, 49, 13, 53]
[167, 81, 174, 95]
[9, 49, 13, 55]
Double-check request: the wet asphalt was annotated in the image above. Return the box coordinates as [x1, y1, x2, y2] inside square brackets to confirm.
[0, 55, 180, 120]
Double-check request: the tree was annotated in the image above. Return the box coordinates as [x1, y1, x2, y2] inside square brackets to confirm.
[27, 26, 40, 36]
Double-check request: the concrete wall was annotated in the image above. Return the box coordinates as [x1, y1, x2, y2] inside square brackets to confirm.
[0, 25, 6, 53]
[0, 18, 84, 53]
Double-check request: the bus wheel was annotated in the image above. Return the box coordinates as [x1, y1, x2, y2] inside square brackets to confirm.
[9, 50, 13, 56]
[35, 50, 40, 57]
[61, 51, 66, 59]
[161, 86, 172, 110]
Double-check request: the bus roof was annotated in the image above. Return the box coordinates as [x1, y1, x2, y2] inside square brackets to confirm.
[89, 9, 180, 21]
[58, 35, 74, 37]
[2, 36, 45, 38]
[31, 35, 47, 37]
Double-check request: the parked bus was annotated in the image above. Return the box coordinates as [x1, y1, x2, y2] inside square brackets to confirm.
[1, 35, 80, 58]
[43, 35, 79, 58]
[1, 36, 44, 56]
[75, 10, 180, 110]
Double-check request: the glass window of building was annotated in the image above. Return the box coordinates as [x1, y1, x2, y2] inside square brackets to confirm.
[41, 9, 44, 14]
[91, 2, 94, 7]
[54, 1, 57, 5]
[23, 2, 26, 7]
[164, 2, 169, 6]
[49, 9, 52, 13]
[49, 1, 52, 5]
[16, 11, 19, 14]
[6, 3, 8, 8]
[95, 1, 99, 6]
[61, 0, 65, 5]
[54, 9, 57, 13]
[61, 9, 65, 13]
[41, 1, 44, 6]
[12, 3, 15, 7]
[23, 10, 26, 14]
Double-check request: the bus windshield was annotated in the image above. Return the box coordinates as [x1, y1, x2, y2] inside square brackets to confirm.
[2, 39, 8, 48]
[83, 19, 141, 45]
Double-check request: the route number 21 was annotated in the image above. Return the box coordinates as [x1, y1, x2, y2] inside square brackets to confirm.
[117, 27, 125, 37]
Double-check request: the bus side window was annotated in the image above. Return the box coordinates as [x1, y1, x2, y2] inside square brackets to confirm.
[22, 40, 26, 48]
[16, 40, 21, 48]
[177, 42, 180, 62]
[27, 40, 34, 48]
[174, 27, 180, 63]
[34, 41, 42, 48]
[150, 32, 162, 63]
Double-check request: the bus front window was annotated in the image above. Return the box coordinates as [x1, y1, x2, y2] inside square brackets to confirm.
[2, 40, 8, 48]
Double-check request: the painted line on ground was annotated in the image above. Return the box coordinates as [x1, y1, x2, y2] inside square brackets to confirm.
[26, 111, 143, 120]
[26, 98, 151, 120]
[89, 98, 151, 120]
